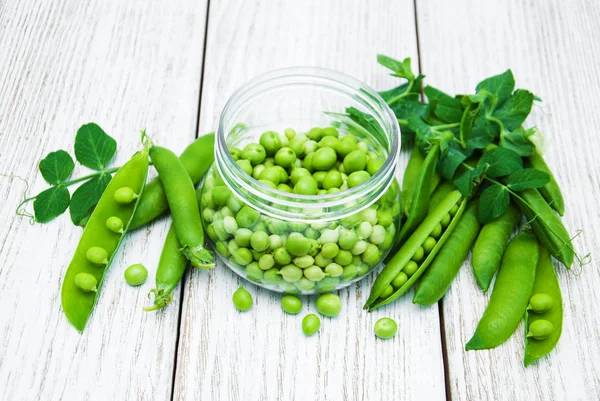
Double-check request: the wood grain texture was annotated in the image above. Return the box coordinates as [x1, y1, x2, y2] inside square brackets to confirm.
[0, 1, 207, 399]
[416, 0, 600, 400]
[173, 1, 446, 401]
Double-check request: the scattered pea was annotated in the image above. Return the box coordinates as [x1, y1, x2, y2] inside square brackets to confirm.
[232, 286, 253, 311]
[124, 263, 148, 286]
[374, 317, 398, 339]
[281, 295, 302, 314]
[315, 293, 342, 317]
[302, 314, 321, 336]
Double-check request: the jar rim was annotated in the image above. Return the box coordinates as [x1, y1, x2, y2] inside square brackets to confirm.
[215, 67, 400, 222]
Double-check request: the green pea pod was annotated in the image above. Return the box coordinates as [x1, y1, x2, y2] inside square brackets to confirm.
[130, 133, 215, 229]
[524, 246, 563, 366]
[61, 146, 150, 332]
[472, 203, 521, 292]
[402, 148, 440, 216]
[413, 202, 481, 306]
[394, 144, 441, 249]
[150, 146, 214, 268]
[513, 188, 573, 268]
[466, 231, 539, 350]
[428, 181, 455, 213]
[364, 189, 463, 310]
[527, 150, 565, 216]
[145, 224, 188, 311]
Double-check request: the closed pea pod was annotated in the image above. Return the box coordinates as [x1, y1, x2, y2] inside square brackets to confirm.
[524, 246, 563, 366]
[472, 203, 521, 292]
[61, 142, 150, 331]
[401, 147, 441, 217]
[413, 202, 481, 306]
[527, 150, 565, 216]
[150, 146, 214, 268]
[465, 231, 539, 351]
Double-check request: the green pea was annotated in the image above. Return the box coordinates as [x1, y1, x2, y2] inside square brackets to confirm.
[314, 253, 332, 268]
[232, 286, 253, 311]
[227, 239, 239, 254]
[281, 295, 302, 314]
[268, 234, 284, 251]
[347, 171, 371, 188]
[296, 278, 316, 291]
[377, 209, 394, 228]
[232, 248, 253, 266]
[391, 272, 408, 288]
[258, 166, 282, 185]
[286, 235, 311, 256]
[304, 140, 319, 154]
[449, 204, 459, 216]
[307, 127, 324, 141]
[335, 140, 357, 158]
[263, 268, 283, 284]
[294, 176, 318, 195]
[211, 186, 231, 206]
[440, 213, 451, 227]
[223, 216, 238, 234]
[304, 265, 326, 281]
[527, 319, 554, 340]
[274, 147, 297, 168]
[431, 223, 443, 238]
[242, 143, 266, 165]
[277, 183, 293, 193]
[325, 263, 343, 277]
[216, 241, 230, 257]
[74, 272, 98, 293]
[234, 228, 253, 247]
[202, 208, 215, 223]
[86, 246, 108, 265]
[236, 206, 260, 228]
[312, 171, 328, 188]
[246, 262, 264, 282]
[411, 247, 425, 262]
[264, 158, 276, 168]
[289, 168, 311, 186]
[281, 264, 303, 282]
[294, 255, 315, 268]
[380, 284, 394, 299]
[357, 141, 369, 152]
[212, 220, 229, 241]
[334, 250, 353, 266]
[356, 263, 371, 276]
[366, 158, 384, 175]
[321, 170, 343, 190]
[374, 317, 398, 339]
[252, 164, 265, 180]
[259, 131, 282, 155]
[277, 281, 297, 293]
[319, 136, 340, 149]
[343, 150, 368, 173]
[236, 159, 253, 175]
[340, 264, 358, 281]
[318, 228, 339, 244]
[229, 147, 242, 160]
[529, 293, 554, 313]
[311, 147, 337, 171]
[302, 314, 321, 336]
[305, 227, 319, 240]
[369, 225, 386, 245]
[351, 240, 368, 255]
[356, 222, 373, 239]
[258, 179, 277, 189]
[250, 231, 269, 252]
[258, 254, 275, 270]
[105, 216, 124, 233]
[284, 128, 297, 140]
[288, 139, 306, 157]
[315, 293, 342, 317]
[124, 263, 148, 286]
[404, 260, 419, 276]
[114, 187, 137, 204]
[303, 152, 315, 172]
[362, 243, 380, 267]
[382, 233, 394, 250]
[321, 243, 339, 259]
[423, 237, 437, 253]
[339, 229, 358, 250]
[322, 127, 339, 138]
[206, 224, 217, 241]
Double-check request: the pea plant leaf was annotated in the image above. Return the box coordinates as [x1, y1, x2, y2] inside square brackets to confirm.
[493, 89, 534, 131]
[478, 184, 510, 223]
[454, 164, 486, 197]
[468, 126, 495, 149]
[506, 168, 550, 191]
[74, 123, 117, 170]
[459, 95, 485, 146]
[69, 174, 113, 226]
[424, 86, 463, 123]
[33, 186, 70, 223]
[500, 127, 535, 156]
[39, 150, 75, 185]
[479, 147, 523, 178]
[377, 54, 415, 81]
[438, 143, 470, 180]
[379, 75, 424, 102]
[475, 70, 515, 107]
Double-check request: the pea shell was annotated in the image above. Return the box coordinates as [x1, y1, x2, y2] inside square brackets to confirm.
[524, 246, 563, 366]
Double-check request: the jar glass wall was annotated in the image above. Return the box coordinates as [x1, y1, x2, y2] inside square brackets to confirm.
[200, 67, 401, 294]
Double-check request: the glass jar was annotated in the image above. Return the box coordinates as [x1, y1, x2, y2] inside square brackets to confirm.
[200, 67, 401, 294]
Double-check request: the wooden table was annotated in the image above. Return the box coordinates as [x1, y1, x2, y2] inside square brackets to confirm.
[1, 1, 599, 400]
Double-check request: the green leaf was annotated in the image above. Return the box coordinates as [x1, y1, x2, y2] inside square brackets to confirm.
[472, 95, 500, 139]
[475, 70, 515, 107]
[424, 86, 463, 123]
[479, 147, 523, 178]
[506, 168, 550, 191]
[478, 184, 510, 223]
[500, 127, 535, 156]
[454, 164, 485, 197]
[438, 144, 469, 180]
[74, 123, 117, 170]
[377, 55, 415, 81]
[69, 174, 112, 226]
[33, 185, 70, 223]
[459, 99, 484, 146]
[493, 89, 534, 130]
[468, 126, 494, 149]
[379, 75, 424, 102]
[39, 150, 74, 185]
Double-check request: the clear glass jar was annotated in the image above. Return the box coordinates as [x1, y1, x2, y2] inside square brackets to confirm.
[200, 67, 401, 294]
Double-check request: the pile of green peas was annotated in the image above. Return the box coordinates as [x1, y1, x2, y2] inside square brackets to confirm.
[201, 126, 400, 293]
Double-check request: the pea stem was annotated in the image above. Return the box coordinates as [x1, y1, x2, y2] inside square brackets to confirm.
[386, 80, 415, 106]
[432, 122, 460, 130]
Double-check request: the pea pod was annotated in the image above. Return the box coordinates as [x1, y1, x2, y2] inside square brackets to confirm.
[130, 133, 215, 229]
[524, 246, 563, 366]
[365, 189, 464, 310]
[466, 231, 539, 350]
[401, 147, 440, 217]
[413, 202, 481, 306]
[428, 181, 455, 213]
[472, 203, 521, 292]
[513, 188, 573, 268]
[150, 146, 214, 268]
[527, 150, 565, 216]
[61, 145, 150, 332]
[145, 224, 188, 311]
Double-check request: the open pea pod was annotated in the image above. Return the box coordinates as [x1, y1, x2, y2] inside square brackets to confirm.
[365, 189, 465, 310]
[524, 246, 563, 366]
[61, 146, 150, 332]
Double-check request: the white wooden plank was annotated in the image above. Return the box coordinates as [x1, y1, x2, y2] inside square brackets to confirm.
[0, 1, 207, 400]
[174, 1, 446, 401]
[416, 0, 600, 399]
